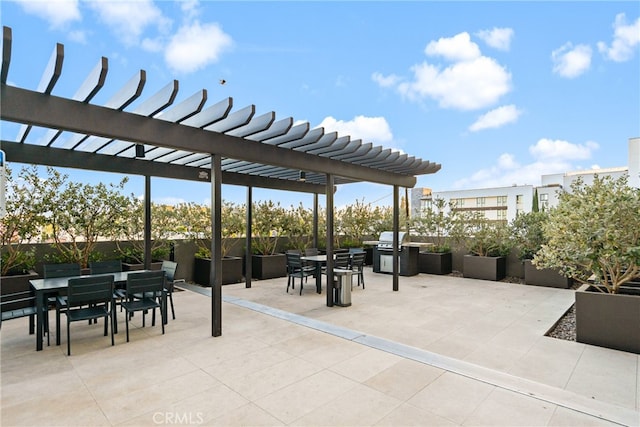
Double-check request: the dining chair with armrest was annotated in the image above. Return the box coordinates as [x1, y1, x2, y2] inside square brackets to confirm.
[59, 275, 115, 355]
[161, 261, 183, 320]
[120, 271, 166, 342]
[1, 287, 50, 345]
[350, 251, 366, 289]
[286, 252, 315, 295]
[44, 263, 83, 344]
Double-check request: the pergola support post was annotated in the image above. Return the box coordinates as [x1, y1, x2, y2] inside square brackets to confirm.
[245, 186, 253, 288]
[211, 155, 222, 337]
[144, 175, 151, 270]
[393, 184, 399, 292]
[313, 193, 319, 249]
[325, 174, 334, 307]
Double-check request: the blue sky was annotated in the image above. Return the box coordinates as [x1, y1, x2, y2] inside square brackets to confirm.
[1, 1, 639, 209]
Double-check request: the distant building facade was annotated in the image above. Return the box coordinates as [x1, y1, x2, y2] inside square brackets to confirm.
[412, 137, 640, 220]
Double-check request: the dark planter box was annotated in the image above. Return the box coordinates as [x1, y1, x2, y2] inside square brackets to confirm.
[1, 271, 39, 312]
[463, 255, 506, 281]
[193, 256, 244, 286]
[419, 251, 452, 275]
[251, 254, 287, 279]
[524, 260, 572, 288]
[575, 284, 640, 354]
[122, 261, 163, 271]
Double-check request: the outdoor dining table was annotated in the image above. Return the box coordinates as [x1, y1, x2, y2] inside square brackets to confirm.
[300, 254, 328, 294]
[29, 270, 152, 351]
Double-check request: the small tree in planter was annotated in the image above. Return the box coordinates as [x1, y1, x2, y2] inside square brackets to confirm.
[456, 211, 512, 281]
[178, 201, 245, 285]
[283, 203, 314, 252]
[534, 175, 640, 353]
[510, 211, 571, 288]
[111, 197, 173, 268]
[1, 165, 47, 276]
[251, 200, 288, 279]
[411, 197, 455, 274]
[336, 199, 374, 249]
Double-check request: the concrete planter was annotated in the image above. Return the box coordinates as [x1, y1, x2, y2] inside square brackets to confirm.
[575, 284, 640, 354]
[193, 256, 244, 286]
[122, 261, 163, 271]
[524, 260, 572, 288]
[463, 255, 506, 281]
[251, 254, 287, 279]
[419, 252, 452, 275]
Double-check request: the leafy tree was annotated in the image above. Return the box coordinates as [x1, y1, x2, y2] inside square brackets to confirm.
[336, 199, 374, 247]
[284, 203, 314, 251]
[0, 165, 54, 275]
[510, 211, 549, 260]
[43, 167, 130, 267]
[410, 197, 456, 253]
[453, 211, 512, 257]
[534, 175, 640, 293]
[252, 200, 287, 255]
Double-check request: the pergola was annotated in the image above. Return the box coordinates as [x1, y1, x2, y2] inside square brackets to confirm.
[0, 26, 441, 337]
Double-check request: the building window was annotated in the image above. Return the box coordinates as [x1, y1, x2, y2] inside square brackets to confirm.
[497, 196, 507, 206]
[497, 210, 507, 220]
[476, 197, 485, 207]
[539, 193, 549, 209]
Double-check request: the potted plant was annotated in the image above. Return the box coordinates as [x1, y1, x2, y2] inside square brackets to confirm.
[510, 211, 571, 288]
[457, 211, 511, 281]
[412, 197, 454, 275]
[178, 201, 244, 285]
[535, 175, 640, 353]
[335, 199, 375, 262]
[112, 197, 172, 270]
[1, 165, 43, 293]
[250, 200, 287, 279]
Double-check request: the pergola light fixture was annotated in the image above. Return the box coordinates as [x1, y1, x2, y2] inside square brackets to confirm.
[299, 170, 306, 181]
[135, 144, 145, 158]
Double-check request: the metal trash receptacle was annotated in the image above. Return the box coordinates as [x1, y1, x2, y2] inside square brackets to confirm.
[333, 269, 353, 307]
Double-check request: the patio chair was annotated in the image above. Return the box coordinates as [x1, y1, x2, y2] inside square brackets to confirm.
[161, 261, 183, 320]
[350, 251, 366, 289]
[44, 263, 82, 345]
[89, 260, 122, 275]
[120, 271, 166, 342]
[286, 252, 315, 295]
[1, 287, 50, 346]
[59, 275, 115, 356]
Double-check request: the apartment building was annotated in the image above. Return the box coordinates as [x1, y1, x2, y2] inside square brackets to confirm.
[412, 137, 639, 220]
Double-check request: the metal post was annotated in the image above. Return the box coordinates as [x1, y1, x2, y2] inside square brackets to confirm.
[393, 185, 399, 291]
[326, 174, 334, 307]
[144, 175, 151, 270]
[245, 186, 252, 288]
[313, 193, 319, 249]
[211, 155, 222, 337]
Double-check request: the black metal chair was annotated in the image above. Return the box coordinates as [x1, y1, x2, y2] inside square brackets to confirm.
[120, 271, 166, 342]
[286, 252, 315, 295]
[44, 263, 82, 345]
[89, 260, 122, 275]
[161, 261, 183, 321]
[58, 275, 115, 355]
[350, 251, 366, 289]
[1, 287, 50, 345]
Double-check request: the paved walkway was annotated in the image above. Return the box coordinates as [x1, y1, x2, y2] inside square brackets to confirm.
[2, 269, 639, 426]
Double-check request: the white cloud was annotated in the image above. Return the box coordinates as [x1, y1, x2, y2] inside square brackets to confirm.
[399, 56, 511, 110]
[164, 21, 233, 74]
[452, 138, 599, 189]
[15, 0, 81, 29]
[376, 32, 511, 111]
[371, 72, 401, 88]
[551, 43, 592, 78]
[425, 32, 481, 61]
[469, 105, 521, 132]
[88, 0, 170, 46]
[317, 116, 393, 145]
[476, 27, 514, 51]
[597, 13, 640, 62]
[529, 138, 599, 160]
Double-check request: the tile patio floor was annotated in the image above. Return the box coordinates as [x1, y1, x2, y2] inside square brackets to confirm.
[1, 268, 639, 426]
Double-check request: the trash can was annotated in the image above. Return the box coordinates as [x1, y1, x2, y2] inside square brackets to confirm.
[333, 268, 353, 307]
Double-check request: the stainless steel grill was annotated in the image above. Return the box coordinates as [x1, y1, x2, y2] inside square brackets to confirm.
[376, 231, 409, 251]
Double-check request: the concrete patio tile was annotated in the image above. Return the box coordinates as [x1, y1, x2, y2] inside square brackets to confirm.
[292, 383, 403, 426]
[118, 382, 250, 426]
[98, 369, 219, 425]
[374, 402, 458, 426]
[364, 358, 444, 401]
[222, 355, 321, 402]
[547, 406, 622, 426]
[254, 369, 359, 424]
[329, 346, 403, 383]
[406, 371, 494, 424]
[201, 345, 297, 384]
[462, 387, 556, 426]
[565, 344, 639, 410]
[507, 336, 586, 388]
[209, 402, 286, 426]
[463, 342, 528, 372]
